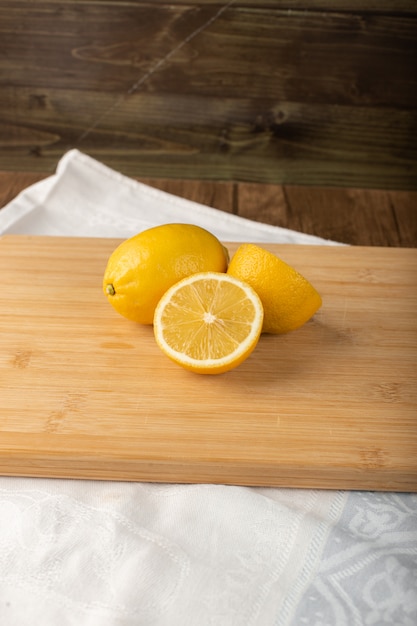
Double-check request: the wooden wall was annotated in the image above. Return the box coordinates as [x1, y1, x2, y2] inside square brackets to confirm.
[1, 1, 416, 189]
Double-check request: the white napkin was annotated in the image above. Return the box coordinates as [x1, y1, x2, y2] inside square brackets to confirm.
[0, 148, 339, 244]
[1, 151, 416, 626]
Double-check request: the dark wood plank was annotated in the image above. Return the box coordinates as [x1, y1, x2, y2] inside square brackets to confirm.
[0, 2, 416, 189]
[7, 0, 417, 13]
[141, 178, 235, 215]
[236, 183, 417, 246]
[238, 185, 417, 247]
[1, 171, 416, 247]
[0, 172, 49, 209]
[387, 191, 417, 248]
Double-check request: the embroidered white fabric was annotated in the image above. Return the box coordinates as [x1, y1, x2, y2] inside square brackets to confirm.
[1, 150, 416, 625]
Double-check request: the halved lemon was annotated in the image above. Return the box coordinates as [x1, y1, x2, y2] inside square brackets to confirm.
[153, 272, 264, 375]
[227, 243, 322, 334]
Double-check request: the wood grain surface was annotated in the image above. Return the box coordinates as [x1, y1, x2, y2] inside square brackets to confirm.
[1, 235, 416, 490]
[1, 1, 416, 189]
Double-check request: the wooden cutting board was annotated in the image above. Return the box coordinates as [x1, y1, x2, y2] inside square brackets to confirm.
[1, 235, 416, 491]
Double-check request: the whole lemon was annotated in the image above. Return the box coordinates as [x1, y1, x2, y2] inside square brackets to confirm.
[103, 223, 229, 324]
[227, 243, 322, 334]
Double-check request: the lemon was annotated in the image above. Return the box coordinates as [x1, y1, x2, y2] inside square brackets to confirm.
[103, 224, 229, 324]
[153, 272, 264, 375]
[227, 243, 322, 334]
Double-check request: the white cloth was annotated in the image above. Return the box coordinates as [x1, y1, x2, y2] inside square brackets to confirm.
[1, 150, 416, 626]
[0, 149, 337, 244]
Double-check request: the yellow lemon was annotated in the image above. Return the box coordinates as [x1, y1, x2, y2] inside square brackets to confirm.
[227, 243, 322, 334]
[153, 272, 264, 375]
[103, 224, 229, 324]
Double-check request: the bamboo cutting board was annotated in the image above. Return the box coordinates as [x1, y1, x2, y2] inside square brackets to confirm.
[1, 235, 416, 491]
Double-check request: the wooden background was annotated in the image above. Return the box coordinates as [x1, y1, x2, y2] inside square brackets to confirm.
[1, 1, 416, 245]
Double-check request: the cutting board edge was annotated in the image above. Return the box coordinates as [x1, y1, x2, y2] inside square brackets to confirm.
[1, 455, 416, 492]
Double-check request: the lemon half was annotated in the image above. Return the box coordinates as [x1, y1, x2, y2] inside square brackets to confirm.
[227, 243, 322, 334]
[153, 272, 264, 374]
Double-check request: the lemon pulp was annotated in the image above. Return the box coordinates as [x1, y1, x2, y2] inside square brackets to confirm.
[153, 272, 264, 374]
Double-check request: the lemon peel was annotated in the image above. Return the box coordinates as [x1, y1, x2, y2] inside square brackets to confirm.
[227, 243, 322, 334]
[103, 224, 229, 324]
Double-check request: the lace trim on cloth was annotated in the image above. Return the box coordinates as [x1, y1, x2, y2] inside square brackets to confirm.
[0, 480, 344, 625]
[288, 491, 417, 626]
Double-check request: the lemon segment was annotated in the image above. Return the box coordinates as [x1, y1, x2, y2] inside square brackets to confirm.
[227, 243, 322, 334]
[103, 224, 229, 324]
[153, 272, 264, 375]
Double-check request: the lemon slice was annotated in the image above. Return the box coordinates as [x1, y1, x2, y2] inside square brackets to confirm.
[153, 272, 264, 375]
